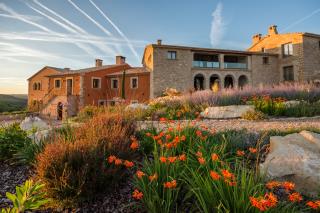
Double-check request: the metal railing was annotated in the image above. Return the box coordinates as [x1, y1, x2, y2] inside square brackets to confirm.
[224, 62, 247, 69]
[192, 61, 220, 68]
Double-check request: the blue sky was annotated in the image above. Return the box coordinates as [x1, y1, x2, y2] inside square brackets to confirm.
[0, 0, 319, 94]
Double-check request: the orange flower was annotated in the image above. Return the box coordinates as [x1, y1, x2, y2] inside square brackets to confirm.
[149, 173, 158, 182]
[210, 171, 220, 180]
[282, 181, 295, 191]
[167, 127, 174, 132]
[157, 139, 163, 145]
[221, 169, 234, 180]
[160, 117, 167, 122]
[114, 158, 122, 165]
[160, 156, 167, 163]
[132, 189, 143, 200]
[163, 180, 177, 189]
[198, 157, 206, 165]
[250, 193, 278, 211]
[124, 160, 134, 168]
[107, 155, 117, 163]
[196, 151, 203, 157]
[136, 170, 145, 179]
[130, 141, 139, 150]
[236, 150, 245, 157]
[145, 132, 152, 137]
[166, 134, 172, 140]
[168, 156, 177, 163]
[288, 192, 303, 203]
[196, 130, 202, 136]
[306, 201, 320, 210]
[249, 147, 257, 153]
[180, 135, 186, 141]
[211, 153, 219, 161]
[178, 154, 186, 161]
[266, 181, 281, 190]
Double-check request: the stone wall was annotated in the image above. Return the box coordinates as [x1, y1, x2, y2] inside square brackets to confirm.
[251, 54, 279, 87]
[303, 35, 320, 81]
[152, 47, 193, 97]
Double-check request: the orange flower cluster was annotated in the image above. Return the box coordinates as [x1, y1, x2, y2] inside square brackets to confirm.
[107, 155, 134, 168]
[250, 192, 278, 211]
[211, 153, 219, 161]
[288, 192, 303, 203]
[136, 170, 145, 179]
[249, 147, 257, 154]
[149, 173, 158, 182]
[196, 151, 206, 165]
[132, 189, 143, 200]
[306, 200, 320, 210]
[163, 180, 177, 189]
[195, 130, 207, 140]
[265, 181, 295, 191]
[210, 170, 220, 180]
[130, 136, 139, 150]
[221, 169, 236, 186]
[236, 150, 245, 156]
[159, 154, 186, 164]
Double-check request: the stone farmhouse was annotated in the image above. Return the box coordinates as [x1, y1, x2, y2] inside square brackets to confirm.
[28, 25, 320, 119]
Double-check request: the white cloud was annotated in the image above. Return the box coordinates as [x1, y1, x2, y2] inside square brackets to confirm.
[210, 2, 225, 47]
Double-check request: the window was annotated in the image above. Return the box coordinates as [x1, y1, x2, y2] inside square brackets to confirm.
[131, 100, 138, 104]
[98, 100, 106, 106]
[37, 83, 41, 90]
[319, 41, 320, 49]
[167, 51, 177, 60]
[33, 83, 37, 90]
[92, 77, 101, 89]
[54, 79, 61, 88]
[282, 43, 293, 56]
[111, 78, 119, 89]
[283, 66, 294, 81]
[130, 77, 138, 89]
[263, 57, 269, 64]
[261, 47, 265, 53]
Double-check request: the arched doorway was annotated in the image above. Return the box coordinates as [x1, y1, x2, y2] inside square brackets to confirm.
[238, 75, 248, 89]
[224, 75, 234, 89]
[210, 74, 220, 91]
[57, 102, 63, 120]
[194, 74, 205, 91]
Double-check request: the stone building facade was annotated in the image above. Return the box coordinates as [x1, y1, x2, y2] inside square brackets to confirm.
[142, 25, 320, 98]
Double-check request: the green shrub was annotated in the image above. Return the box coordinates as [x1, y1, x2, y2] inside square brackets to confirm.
[1, 180, 49, 213]
[241, 110, 267, 120]
[36, 112, 137, 206]
[0, 123, 31, 161]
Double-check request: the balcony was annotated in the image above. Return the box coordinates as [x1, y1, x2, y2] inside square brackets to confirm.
[224, 62, 247, 69]
[192, 61, 220, 68]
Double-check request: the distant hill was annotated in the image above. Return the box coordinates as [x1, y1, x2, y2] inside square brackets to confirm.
[0, 94, 27, 113]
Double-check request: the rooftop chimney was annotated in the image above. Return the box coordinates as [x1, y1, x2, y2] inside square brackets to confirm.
[116, 56, 126, 65]
[157, 39, 162, 45]
[268, 25, 278, 36]
[95, 59, 103, 67]
[252, 34, 262, 45]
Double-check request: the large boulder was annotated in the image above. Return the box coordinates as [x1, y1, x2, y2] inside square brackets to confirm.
[260, 131, 320, 197]
[200, 105, 254, 119]
[125, 103, 150, 111]
[20, 116, 49, 132]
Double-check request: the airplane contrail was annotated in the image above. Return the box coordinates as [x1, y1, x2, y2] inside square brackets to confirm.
[88, 0, 140, 62]
[32, 0, 117, 57]
[281, 8, 320, 32]
[26, 2, 99, 57]
[67, 0, 122, 54]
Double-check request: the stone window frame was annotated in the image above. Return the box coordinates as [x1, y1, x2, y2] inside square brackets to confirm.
[66, 77, 74, 95]
[167, 51, 177, 60]
[130, 77, 138, 89]
[111, 78, 119, 89]
[92, 77, 101, 89]
[283, 65, 294, 81]
[54, 78, 62, 89]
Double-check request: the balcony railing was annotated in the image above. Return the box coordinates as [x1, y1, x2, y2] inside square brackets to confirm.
[192, 61, 220, 68]
[224, 62, 247, 69]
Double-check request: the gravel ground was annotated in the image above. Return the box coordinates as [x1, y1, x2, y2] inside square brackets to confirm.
[137, 116, 320, 132]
